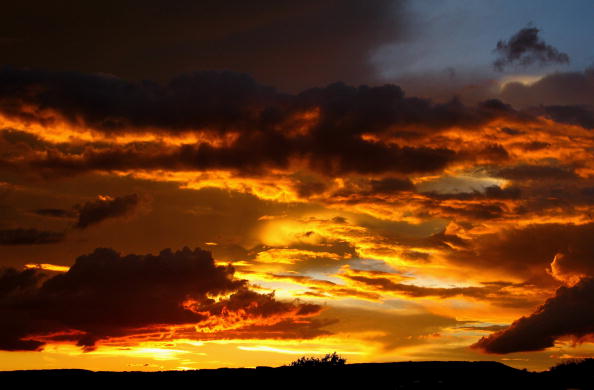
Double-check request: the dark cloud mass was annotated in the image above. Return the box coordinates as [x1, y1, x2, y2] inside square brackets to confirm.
[0, 67, 530, 177]
[493, 165, 578, 181]
[0, 67, 520, 134]
[0, 267, 43, 296]
[33, 208, 73, 219]
[493, 26, 570, 71]
[473, 278, 594, 354]
[447, 223, 594, 285]
[0, 0, 406, 91]
[0, 195, 142, 247]
[501, 67, 594, 107]
[0, 228, 65, 245]
[541, 105, 594, 130]
[75, 194, 141, 229]
[369, 177, 415, 193]
[0, 247, 322, 351]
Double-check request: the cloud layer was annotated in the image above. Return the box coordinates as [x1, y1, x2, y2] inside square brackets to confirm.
[1, 63, 594, 362]
[473, 278, 594, 353]
[0, 0, 406, 91]
[75, 194, 140, 229]
[0, 247, 323, 351]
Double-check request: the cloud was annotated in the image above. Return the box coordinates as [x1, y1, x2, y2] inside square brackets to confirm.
[0, 68, 540, 179]
[378, 68, 501, 105]
[264, 273, 382, 301]
[0, 194, 142, 247]
[431, 202, 506, 221]
[493, 26, 570, 71]
[500, 67, 594, 107]
[0, 267, 44, 296]
[32, 208, 74, 218]
[75, 194, 141, 229]
[369, 177, 415, 194]
[0, 67, 521, 134]
[540, 105, 594, 130]
[544, 228, 594, 286]
[493, 165, 578, 181]
[337, 266, 536, 307]
[174, 316, 334, 341]
[0, 228, 65, 245]
[422, 185, 521, 201]
[26, 138, 459, 177]
[319, 306, 460, 352]
[0, 247, 323, 351]
[0, 0, 408, 91]
[447, 223, 594, 285]
[472, 278, 594, 354]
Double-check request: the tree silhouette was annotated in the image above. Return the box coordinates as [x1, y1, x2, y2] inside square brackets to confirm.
[289, 352, 346, 367]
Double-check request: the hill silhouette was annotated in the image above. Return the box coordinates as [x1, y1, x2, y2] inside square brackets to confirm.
[2, 360, 594, 389]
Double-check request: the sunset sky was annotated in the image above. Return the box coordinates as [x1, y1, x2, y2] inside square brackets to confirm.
[2, 0, 594, 372]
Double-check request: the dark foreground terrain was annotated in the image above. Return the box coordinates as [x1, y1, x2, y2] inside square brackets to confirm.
[2, 360, 593, 389]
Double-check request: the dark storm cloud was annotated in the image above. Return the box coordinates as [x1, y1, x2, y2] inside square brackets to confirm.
[0, 247, 322, 351]
[0, 228, 65, 245]
[0, 195, 142, 248]
[447, 223, 594, 285]
[0, 267, 44, 296]
[0, 267, 49, 350]
[472, 278, 594, 354]
[0, 0, 407, 91]
[0, 67, 523, 134]
[75, 194, 141, 229]
[543, 225, 594, 284]
[0, 68, 535, 177]
[0, 68, 279, 133]
[484, 185, 522, 199]
[541, 105, 594, 130]
[0, 128, 48, 150]
[32, 208, 74, 218]
[500, 67, 594, 107]
[493, 26, 570, 71]
[409, 185, 523, 223]
[21, 137, 458, 177]
[493, 165, 578, 181]
[193, 288, 321, 319]
[369, 177, 415, 193]
[382, 68, 501, 106]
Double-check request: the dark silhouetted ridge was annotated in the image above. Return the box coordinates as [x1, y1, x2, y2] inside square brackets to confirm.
[2, 360, 589, 389]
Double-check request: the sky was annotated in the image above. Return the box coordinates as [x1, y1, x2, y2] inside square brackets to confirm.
[1, 0, 594, 372]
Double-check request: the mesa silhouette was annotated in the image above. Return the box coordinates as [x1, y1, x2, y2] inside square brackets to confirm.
[2, 359, 593, 389]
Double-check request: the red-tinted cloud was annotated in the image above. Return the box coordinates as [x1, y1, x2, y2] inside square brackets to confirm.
[0, 228, 65, 245]
[0, 247, 323, 351]
[473, 278, 594, 354]
[0, 68, 530, 177]
[75, 194, 141, 229]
